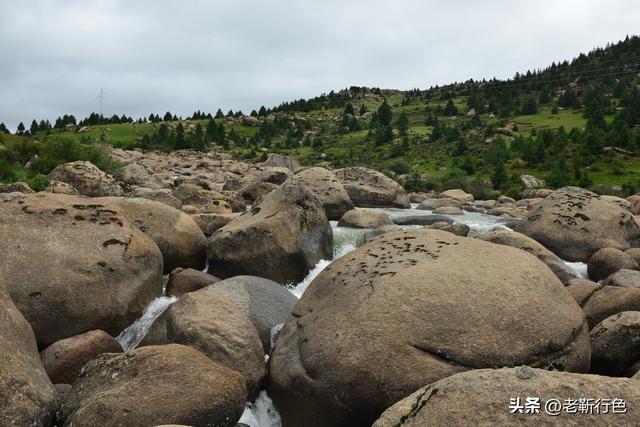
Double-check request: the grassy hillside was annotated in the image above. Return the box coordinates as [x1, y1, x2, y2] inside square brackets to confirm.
[2, 35, 640, 198]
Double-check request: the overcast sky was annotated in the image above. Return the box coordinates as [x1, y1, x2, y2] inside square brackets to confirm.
[1, 0, 639, 129]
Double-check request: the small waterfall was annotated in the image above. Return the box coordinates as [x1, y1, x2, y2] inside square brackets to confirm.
[564, 261, 588, 279]
[289, 240, 357, 298]
[116, 296, 177, 352]
[238, 391, 282, 427]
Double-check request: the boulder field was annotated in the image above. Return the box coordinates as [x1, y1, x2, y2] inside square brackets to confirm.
[1, 151, 640, 426]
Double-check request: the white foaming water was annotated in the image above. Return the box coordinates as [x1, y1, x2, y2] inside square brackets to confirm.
[289, 240, 357, 298]
[116, 296, 177, 351]
[564, 261, 588, 279]
[239, 391, 282, 427]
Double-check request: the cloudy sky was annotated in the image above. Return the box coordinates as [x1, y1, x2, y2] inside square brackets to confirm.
[1, 0, 639, 129]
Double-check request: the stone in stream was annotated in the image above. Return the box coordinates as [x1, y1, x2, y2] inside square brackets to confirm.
[515, 187, 640, 262]
[201, 275, 298, 352]
[60, 344, 247, 427]
[240, 181, 278, 203]
[603, 269, 640, 288]
[40, 330, 123, 385]
[567, 281, 640, 328]
[439, 189, 474, 203]
[335, 167, 410, 208]
[590, 311, 640, 375]
[166, 292, 265, 397]
[269, 229, 590, 427]
[371, 367, 640, 427]
[428, 222, 470, 237]
[416, 197, 461, 210]
[166, 268, 222, 297]
[0, 192, 163, 347]
[207, 180, 332, 285]
[587, 247, 639, 282]
[98, 197, 208, 273]
[337, 208, 393, 229]
[392, 214, 453, 226]
[133, 188, 182, 209]
[191, 212, 240, 236]
[293, 166, 355, 220]
[475, 230, 578, 284]
[255, 166, 293, 185]
[172, 183, 232, 214]
[0, 292, 57, 426]
[432, 206, 463, 215]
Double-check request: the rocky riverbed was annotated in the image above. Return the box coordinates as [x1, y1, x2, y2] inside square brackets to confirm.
[0, 149, 639, 426]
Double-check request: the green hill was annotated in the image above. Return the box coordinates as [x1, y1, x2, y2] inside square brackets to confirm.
[2, 35, 640, 198]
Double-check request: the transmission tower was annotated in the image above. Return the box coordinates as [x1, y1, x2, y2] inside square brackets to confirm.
[97, 88, 105, 117]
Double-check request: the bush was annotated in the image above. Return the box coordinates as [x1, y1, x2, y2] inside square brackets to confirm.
[389, 160, 411, 175]
[31, 136, 121, 175]
[24, 173, 49, 191]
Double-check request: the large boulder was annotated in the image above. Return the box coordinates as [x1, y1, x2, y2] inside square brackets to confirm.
[0, 181, 34, 193]
[60, 344, 246, 427]
[590, 311, 640, 375]
[166, 268, 221, 297]
[567, 281, 640, 328]
[207, 180, 333, 284]
[337, 209, 393, 229]
[40, 330, 122, 385]
[114, 162, 152, 186]
[372, 367, 640, 427]
[166, 292, 265, 397]
[515, 187, 640, 262]
[202, 276, 298, 352]
[269, 229, 590, 427]
[239, 181, 278, 203]
[439, 189, 473, 203]
[171, 183, 232, 214]
[260, 153, 298, 171]
[476, 230, 578, 284]
[48, 161, 124, 197]
[133, 188, 182, 209]
[0, 292, 57, 426]
[99, 197, 207, 273]
[0, 192, 163, 347]
[588, 247, 639, 282]
[335, 167, 410, 208]
[294, 167, 355, 220]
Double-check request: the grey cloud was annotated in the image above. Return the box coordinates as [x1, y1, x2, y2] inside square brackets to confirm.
[1, 0, 639, 129]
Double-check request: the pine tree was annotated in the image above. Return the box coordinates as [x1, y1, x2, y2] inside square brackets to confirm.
[521, 96, 538, 115]
[491, 158, 508, 189]
[215, 109, 224, 119]
[16, 122, 25, 135]
[443, 99, 458, 116]
[29, 120, 38, 135]
[174, 123, 186, 150]
[258, 106, 267, 117]
[163, 112, 173, 122]
[0, 122, 9, 133]
[396, 112, 409, 137]
[359, 104, 367, 115]
[377, 100, 393, 126]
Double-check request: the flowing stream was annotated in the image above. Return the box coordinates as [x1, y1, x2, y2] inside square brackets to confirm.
[116, 204, 586, 426]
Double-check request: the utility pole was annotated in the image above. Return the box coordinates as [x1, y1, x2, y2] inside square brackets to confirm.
[97, 88, 105, 117]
